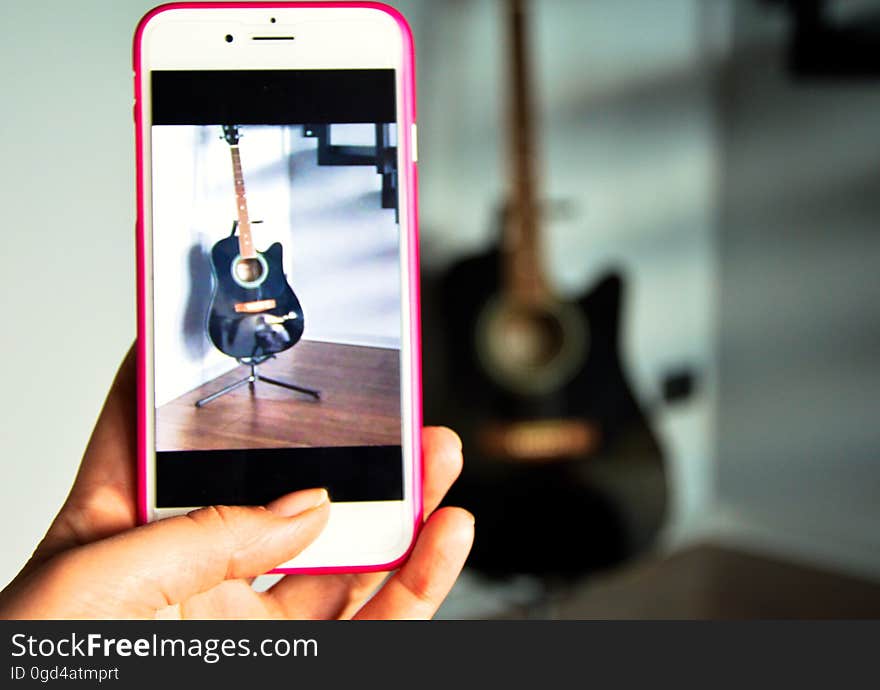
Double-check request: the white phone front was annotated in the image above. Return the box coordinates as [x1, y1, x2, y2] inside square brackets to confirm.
[134, 3, 421, 573]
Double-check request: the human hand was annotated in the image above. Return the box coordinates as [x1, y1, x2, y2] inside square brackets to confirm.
[0, 347, 473, 619]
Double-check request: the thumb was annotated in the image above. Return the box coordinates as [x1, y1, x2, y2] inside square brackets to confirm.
[55, 488, 330, 616]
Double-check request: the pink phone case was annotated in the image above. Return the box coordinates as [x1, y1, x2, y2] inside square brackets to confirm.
[133, 2, 422, 575]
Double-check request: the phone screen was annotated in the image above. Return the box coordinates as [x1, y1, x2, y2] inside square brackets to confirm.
[149, 69, 405, 508]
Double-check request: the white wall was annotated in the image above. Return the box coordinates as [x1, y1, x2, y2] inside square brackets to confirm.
[151, 126, 236, 406]
[707, 2, 880, 578]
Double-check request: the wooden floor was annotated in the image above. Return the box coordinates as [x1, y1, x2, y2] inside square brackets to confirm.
[157, 340, 400, 451]
[548, 544, 880, 619]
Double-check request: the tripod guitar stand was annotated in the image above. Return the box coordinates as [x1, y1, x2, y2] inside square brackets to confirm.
[194, 354, 321, 407]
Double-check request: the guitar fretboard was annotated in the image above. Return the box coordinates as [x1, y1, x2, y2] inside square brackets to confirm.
[504, 0, 549, 304]
[230, 145, 256, 259]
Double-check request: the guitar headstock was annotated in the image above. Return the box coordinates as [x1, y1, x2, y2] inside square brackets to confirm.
[222, 125, 241, 145]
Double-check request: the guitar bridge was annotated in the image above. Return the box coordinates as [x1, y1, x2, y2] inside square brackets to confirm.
[479, 419, 599, 462]
[234, 299, 277, 313]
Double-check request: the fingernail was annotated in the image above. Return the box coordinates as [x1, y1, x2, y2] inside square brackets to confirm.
[444, 427, 463, 452]
[267, 488, 329, 517]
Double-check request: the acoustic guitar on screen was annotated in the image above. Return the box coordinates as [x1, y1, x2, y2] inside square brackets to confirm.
[206, 124, 305, 361]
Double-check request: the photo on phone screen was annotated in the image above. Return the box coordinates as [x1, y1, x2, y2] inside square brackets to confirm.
[149, 69, 405, 509]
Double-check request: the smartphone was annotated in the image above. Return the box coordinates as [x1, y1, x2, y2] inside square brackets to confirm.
[134, 2, 421, 573]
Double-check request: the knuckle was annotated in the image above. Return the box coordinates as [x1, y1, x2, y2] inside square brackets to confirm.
[187, 504, 239, 531]
[184, 505, 243, 553]
[183, 504, 266, 579]
[398, 567, 438, 609]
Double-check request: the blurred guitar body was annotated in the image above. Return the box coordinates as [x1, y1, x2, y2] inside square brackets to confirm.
[423, 0, 667, 579]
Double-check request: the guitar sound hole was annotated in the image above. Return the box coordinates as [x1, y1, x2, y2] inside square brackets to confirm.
[235, 258, 264, 283]
[492, 308, 566, 370]
[477, 298, 589, 396]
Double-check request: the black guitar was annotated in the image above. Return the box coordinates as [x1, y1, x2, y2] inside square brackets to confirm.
[427, 0, 667, 578]
[206, 125, 304, 361]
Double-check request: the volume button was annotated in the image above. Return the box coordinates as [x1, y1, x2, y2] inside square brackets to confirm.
[411, 122, 418, 163]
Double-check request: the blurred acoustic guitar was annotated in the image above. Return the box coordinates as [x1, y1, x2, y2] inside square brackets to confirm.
[428, 0, 667, 578]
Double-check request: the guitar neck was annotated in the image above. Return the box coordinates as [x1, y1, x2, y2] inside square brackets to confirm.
[503, 0, 549, 304]
[229, 145, 256, 259]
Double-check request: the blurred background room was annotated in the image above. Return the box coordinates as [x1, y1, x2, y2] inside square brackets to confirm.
[1, 0, 879, 618]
